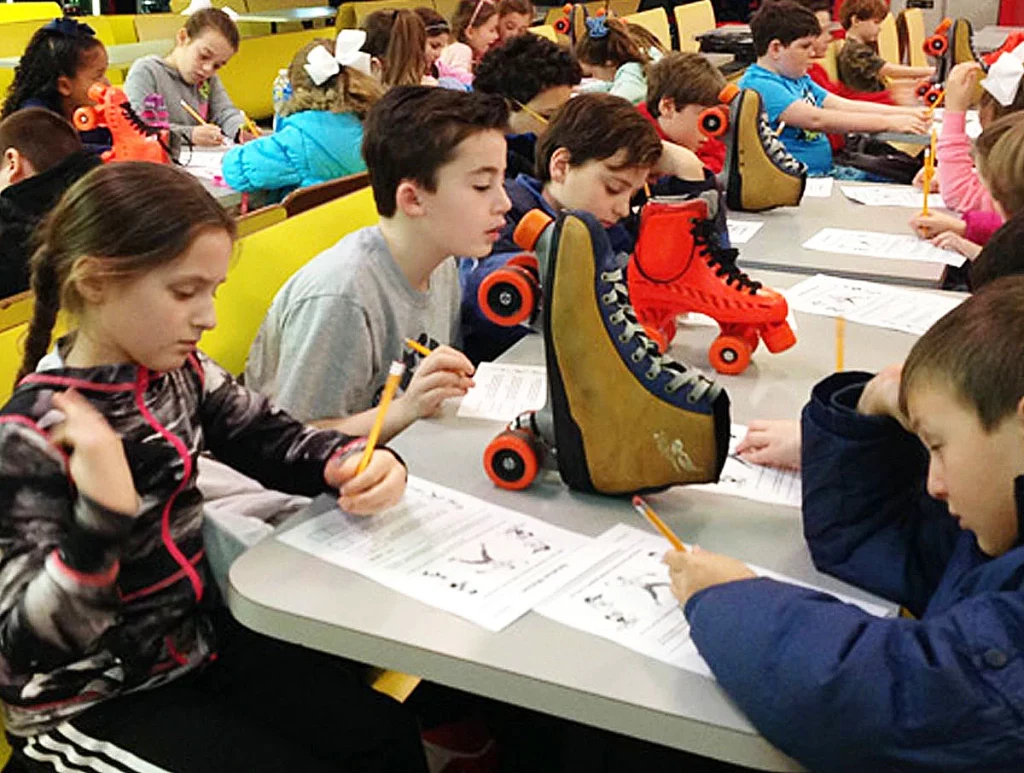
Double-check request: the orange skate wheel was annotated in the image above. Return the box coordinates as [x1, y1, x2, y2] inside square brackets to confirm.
[513, 209, 555, 251]
[484, 429, 540, 490]
[477, 266, 538, 327]
[924, 86, 943, 106]
[915, 81, 931, 99]
[506, 253, 540, 281]
[699, 106, 729, 138]
[643, 322, 669, 353]
[73, 107, 97, 131]
[718, 83, 741, 104]
[709, 334, 752, 375]
[741, 326, 760, 355]
[924, 34, 948, 56]
[553, 16, 570, 33]
[761, 321, 797, 353]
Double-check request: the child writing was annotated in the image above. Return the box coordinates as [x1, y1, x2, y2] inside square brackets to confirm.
[739, 0, 929, 178]
[575, 16, 650, 106]
[125, 8, 248, 148]
[439, 0, 501, 82]
[245, 87, 507, 438]
[221, 32, 383, 195]
[667, 277, 1024, 772]
[362, 8, 429, 88]
[0, 162, 425, 772]
[836, 0, 933, 95]
[415, 7, 451, 84]
[496, 0, 534, 43]
[1, 18, 111, 154]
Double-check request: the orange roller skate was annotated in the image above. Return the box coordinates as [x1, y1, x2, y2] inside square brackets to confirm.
[73, 83, 170, 165]
[921, 18, 983, 97]
[626, 195, 796, 375]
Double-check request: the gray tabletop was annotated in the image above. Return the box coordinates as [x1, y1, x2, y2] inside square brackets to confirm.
[974, 25, 1021, 54]
[734, 184, 949, 286]
[0, 38, 173, 68]
[227, 269, 959, 771]
[233, 6, 337, 23]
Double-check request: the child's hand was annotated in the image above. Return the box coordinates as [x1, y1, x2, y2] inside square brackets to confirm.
[654, 141, 705, 182]
[237, 129, 259, 144]
[886, 112, 930, 134]
[944, 62, 983, 112]
[930, 231, 982, 259]
[856, 363, 909, 428]
[663, 546, 756, 607]
[910, 211, 966, 239]
[735, 419, 802, 471]
[324, 449, 406, 516]
[399, 346, 475, 419]
[48, 390, 139, 515]
[191, 124, 225, 146]
[911, 166, 940, 192]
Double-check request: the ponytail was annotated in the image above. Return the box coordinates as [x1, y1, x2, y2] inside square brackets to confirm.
[17, 245, 60, 384]
[575, 17, 647, 68]
[362, 9, 428, 88]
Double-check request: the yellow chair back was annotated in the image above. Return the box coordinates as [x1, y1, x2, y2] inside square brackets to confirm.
[134, 13, 187, 42]
[235, 204, 287, 238]
[200, 187, 379, 375]
[814, 37, 841, 82]
[674, 0, 715, 54]
[878, 12, 899, 64]
[0, 292, 34, 334]
[621, 8, 670, 50]
[0, 2, 61, 23]
[101, 14, 139, 44]
[900, 8, 927, 67]
[529, 24, 557, 42]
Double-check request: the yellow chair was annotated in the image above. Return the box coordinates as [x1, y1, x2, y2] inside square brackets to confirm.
[170, 0, 250, 13]
[0, 323, 27, 405]
[813, 37, 841, 83]
[199, 186, 378, 375]
[529, 24, 557, 42]
[433, 0, 460, 22]
[877, 12, 899, 65]
[898, 8, 927, 67]
[621, 8, 670, 51]
[0, 19, 51, 56]
[134, 13, 188, 42]
[0, 292, 34, 334]
[606, 0, 640, 17]
[102, 14, 139, 44]
[217, 28, 323, 120]
[674, 0, 715, 54]
[281, 172, 370, 217]
[235, 203, 287, 237]
[334, 0, 420, 30]
[0, 2, 61, 23]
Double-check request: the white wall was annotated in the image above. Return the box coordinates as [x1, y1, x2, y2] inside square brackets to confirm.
[889, 0, 1000, 33]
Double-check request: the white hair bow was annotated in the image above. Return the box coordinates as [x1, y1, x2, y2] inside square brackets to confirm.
[981, 42, 1024, 107]
[304, 29, 372, 86]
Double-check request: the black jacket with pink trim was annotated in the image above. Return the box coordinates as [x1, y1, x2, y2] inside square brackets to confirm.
[0, 352, 363, 737]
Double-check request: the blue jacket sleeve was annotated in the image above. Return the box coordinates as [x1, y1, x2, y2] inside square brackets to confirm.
[685, 577, 1024, 772]
[221, 126, 303, 193]
[801, 371, 961, 613]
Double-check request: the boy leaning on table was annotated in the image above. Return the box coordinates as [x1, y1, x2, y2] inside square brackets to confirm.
[665, 276, 1024, 772]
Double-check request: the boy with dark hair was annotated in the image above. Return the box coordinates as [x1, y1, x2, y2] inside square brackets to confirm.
[246, 87, 510, 439]
[473, 33, 582, 178]
[668, 276, 1024, 771]
[837, 0, 933, 93]
[970, 211, 1024, 291]
[740, 0, 929, 177]
[0, 107, 99, 298]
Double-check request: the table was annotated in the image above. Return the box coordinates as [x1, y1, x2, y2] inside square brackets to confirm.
[227, 269, 954, 771]
[0, 38, 173, 69]
[734, 184, 949, 287]
[233, 5, 336, 32]
[973, 24, 1022, 54]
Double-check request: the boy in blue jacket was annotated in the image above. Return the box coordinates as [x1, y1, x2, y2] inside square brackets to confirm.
[666, 276, 1024, 772]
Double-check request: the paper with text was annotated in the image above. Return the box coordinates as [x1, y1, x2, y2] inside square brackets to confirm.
[181, 147, 228, 182]
[688, 424, 801, 508]
[456, 363, 547, 421]
[802, 227, 962, 266]
[803, 177, 834, 198]
[536, 525, 892, 678]
[783, 273, 963, 335]
[277, 477, 599, 631]
[727, 219, 764, 244]
[841, 185, 947, 210]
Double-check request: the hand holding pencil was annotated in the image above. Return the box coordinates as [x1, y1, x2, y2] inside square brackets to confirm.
[399, 344, 475, 419]
[180, 99, 225, 147]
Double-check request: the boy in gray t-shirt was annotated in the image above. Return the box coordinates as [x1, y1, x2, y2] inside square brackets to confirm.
[245, 86, 512, 441]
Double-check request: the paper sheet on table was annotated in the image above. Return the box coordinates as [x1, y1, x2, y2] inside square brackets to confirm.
[726, 219, 764, 244]
[802, 227, 962, 266]
[277, 477, 599, 632]
[841, 185, 946, 209]
[456, 362, 547, 421]
[536, 524, 892, 677]
[181, 147, 228, 182]
[803, 177, 833, 198]
[687, 424, 800, 508]
[783, 273, 963, 335]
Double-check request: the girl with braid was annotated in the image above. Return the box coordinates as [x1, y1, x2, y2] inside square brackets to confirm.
[2, 18, 112, 154]
[0, 162, 426, 773]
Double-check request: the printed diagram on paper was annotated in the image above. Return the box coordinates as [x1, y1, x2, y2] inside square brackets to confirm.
[783, 273, 963, 336]
[802, 227, 962, 266]
[456, 362, 547, 422]
[726, 219, 764, 245]
[687, 424, 801, 508]
[803, 177, 834, 198]
[277, 477, 598, 631]
[841, 185, 946, 210]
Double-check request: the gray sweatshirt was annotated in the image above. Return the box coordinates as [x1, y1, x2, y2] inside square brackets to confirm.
[124, 55, 245, 147]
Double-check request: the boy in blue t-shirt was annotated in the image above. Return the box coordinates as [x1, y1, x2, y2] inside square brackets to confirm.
[739, 0, 929, 177]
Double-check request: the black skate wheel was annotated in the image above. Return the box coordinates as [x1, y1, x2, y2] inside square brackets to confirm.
[484, 429, 540, 490]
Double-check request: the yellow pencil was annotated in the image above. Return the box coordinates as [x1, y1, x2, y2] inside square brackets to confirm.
[632, 496, 686, 552]
[179, 99, 209, 126]
[404, 338, 432, 357]
[921, 130, 936, 217]
[835, 315, 845, 373]
[926, 89, 945, 118]
[356, 361, 405, 474]
[241, 111, 262, 137]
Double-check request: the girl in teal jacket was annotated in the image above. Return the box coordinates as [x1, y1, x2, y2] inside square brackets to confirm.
[222, 31, 383, 194]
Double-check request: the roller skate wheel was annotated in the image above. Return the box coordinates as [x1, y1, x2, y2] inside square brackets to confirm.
[740, 327, 760, 355]
[761, 321, 796, 353]
[699, 106, 729, 138]
[916, 82, 931, 99]
[553, 17, 570, 33]
[484, 429, 540, 490]
[924, 86, 943, 106]
[924, 34, 948, 56]
[642, 322, 670, 354]
[562, 3, 572, 12]
[506, 253, 540, 281]
[718, 83, 741, 104]
[514, 209, 555, 251]
[477, 266, 538, 327]
[73, 108, 97, 131]
[709, 334, 752, 376]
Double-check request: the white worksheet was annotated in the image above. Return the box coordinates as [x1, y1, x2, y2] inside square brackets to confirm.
[278, 477, 601, 632]
[687, 424, 801, 508]
[783, 273, 963, 335]
[181, 147, 228, 182]
[802, 227, 962, 266]
[726, 219, 764, 244]
[536, 525, 892, 678]
[803, 177, 834, 198]
[841, 185, 947, 210]
[456, 362, 547, 422]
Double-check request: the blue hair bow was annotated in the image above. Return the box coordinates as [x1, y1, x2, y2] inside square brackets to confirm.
[43, 17, 96, 38]
[586, 15, 609, 39]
